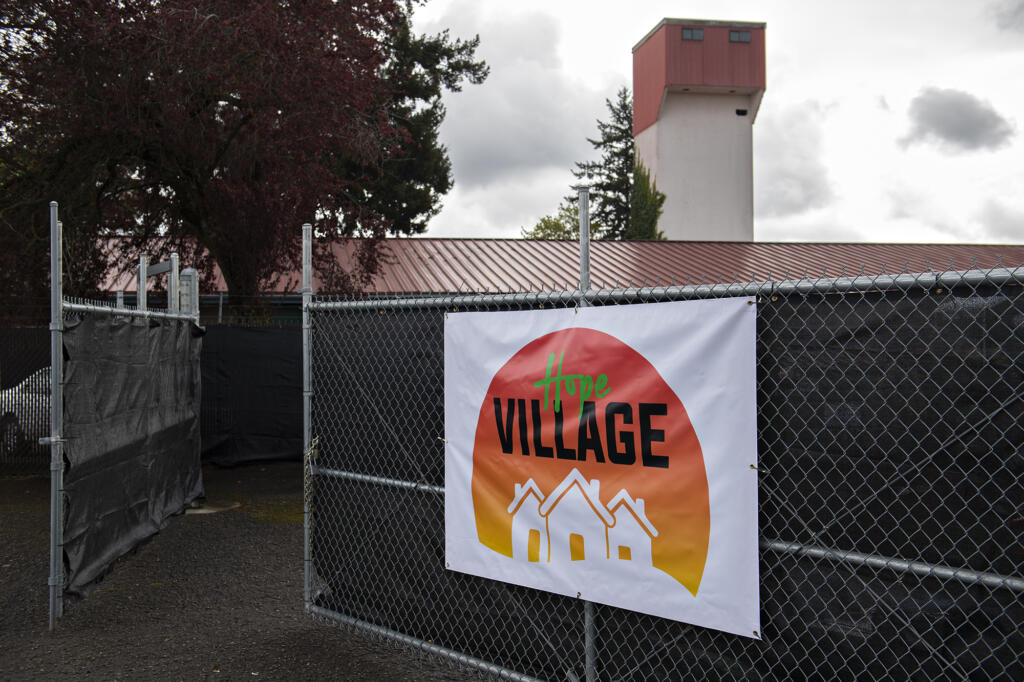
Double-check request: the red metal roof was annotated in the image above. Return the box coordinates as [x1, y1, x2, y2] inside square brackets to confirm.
[104, 238, 1024, 294]
[331, 239, 1024, 295]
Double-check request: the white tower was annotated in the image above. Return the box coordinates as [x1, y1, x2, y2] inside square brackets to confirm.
[633, 19, 766, 241]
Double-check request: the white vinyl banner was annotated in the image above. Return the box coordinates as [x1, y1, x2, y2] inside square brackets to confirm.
[444, 297, 760, 639]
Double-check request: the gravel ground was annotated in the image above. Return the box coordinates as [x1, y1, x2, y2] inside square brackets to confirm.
[0, 461, 479, 681]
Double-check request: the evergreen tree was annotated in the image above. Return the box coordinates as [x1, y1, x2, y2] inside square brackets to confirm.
[626, 162, 666, 240]
[520, 201, 601, 239]
[346, 15, 488, 236]
[571, 87, 634, 240]
[565, 87, 666, 240]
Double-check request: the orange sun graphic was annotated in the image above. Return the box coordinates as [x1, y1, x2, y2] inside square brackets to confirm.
[470, 328, 711, 596]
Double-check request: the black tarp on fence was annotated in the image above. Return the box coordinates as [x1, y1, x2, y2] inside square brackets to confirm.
[62, 314, 204, 595]
[200, 325, 301, 465]
[308, 274, 1024, 680]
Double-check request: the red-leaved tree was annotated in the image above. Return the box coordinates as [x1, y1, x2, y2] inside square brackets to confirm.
[1, 0, 410, 297]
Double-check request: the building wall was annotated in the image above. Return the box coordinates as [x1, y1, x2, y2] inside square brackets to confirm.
[664, 25, 765, 93]
[634, 120, 660, 185]
[632, 26, 668, 136]
[637, 92, 754, 241]
[633, 20, 766, 137]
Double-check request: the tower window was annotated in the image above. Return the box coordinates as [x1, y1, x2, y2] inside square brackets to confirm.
[736, 109, 748, 116]
[682, 28, 704, 41]
[730, 30, 751, 43]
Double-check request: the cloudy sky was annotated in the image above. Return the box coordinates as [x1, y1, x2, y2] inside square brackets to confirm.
[412, 0, 1024, 243]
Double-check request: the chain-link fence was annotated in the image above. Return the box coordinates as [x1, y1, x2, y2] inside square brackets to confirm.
[198, 294, 302, 327]
[0, 297, 50, 476]
[0, 324, 50, 477]
[304, 266, 1023, 681]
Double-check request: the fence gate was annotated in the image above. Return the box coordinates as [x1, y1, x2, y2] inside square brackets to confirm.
[302, 225, 1022, 679]
[45, 202, 204, 630]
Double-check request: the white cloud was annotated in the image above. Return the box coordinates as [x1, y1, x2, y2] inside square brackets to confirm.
[420, 2, 613, 191]
[992, 0, 1024, 32]
[756, 208, 863, 244]
[755, 102, 835, 218]
[883, 185, 976, 242]
[900, 87, 1015, 153]
[978, 199, 1024, 242]
[423, 167, 581, 239]
[412, 0, 1024, 244]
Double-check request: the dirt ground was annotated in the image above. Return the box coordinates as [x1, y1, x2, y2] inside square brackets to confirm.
[0, 461, 479, 681]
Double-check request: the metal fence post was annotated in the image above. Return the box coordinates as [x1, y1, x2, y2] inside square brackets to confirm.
[138, 254, 148, 312]
[180, 268, 199, 322]
[47, 202, 64, 630]
[169, 252, 179, 313]
[577, 185, 597, 682]
[301, 223, 313, 610]
[578, 185, 591, 302]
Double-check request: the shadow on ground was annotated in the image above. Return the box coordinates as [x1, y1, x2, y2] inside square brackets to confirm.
[0, 461, 479, 681]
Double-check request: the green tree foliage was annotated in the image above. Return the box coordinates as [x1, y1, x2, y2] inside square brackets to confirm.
[0, 1, 486, 297]
[520, 201, 601, 239]
[563, 87, 666, 241]
[347, 15, 488, 237]
[571, 87, 635, 240]
[626, 162, 666, 240]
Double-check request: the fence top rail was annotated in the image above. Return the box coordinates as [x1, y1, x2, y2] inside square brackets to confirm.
[307, 266, 1024, 312]
[63, 298, 198, 322]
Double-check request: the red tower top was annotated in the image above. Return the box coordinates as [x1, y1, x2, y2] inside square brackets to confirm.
[632, 19, 766, 136]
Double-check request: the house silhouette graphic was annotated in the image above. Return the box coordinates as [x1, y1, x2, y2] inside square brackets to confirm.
[506, 468, 658, 565]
